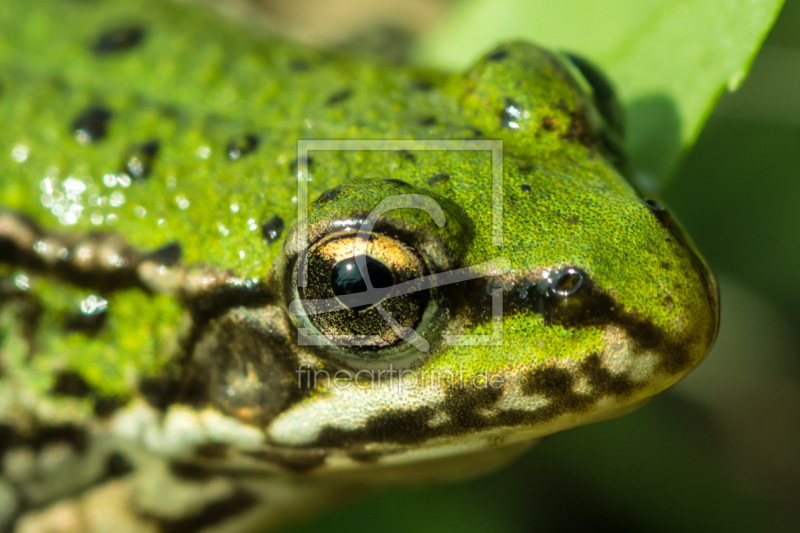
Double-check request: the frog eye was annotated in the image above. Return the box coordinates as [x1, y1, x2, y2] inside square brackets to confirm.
[292, 230, 435, 361]
[281, 178, 473, 367]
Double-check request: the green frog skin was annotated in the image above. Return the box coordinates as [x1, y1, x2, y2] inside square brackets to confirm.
[0, 0, 719, 531]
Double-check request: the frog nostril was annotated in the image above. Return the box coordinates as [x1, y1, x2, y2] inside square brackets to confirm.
[645, 198, 665, 211]
[548, 267, 586, 297]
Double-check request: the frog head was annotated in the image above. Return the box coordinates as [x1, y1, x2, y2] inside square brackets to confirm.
[187, 43, 718, 479]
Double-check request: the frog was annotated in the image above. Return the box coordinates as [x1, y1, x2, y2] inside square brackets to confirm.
[0, 0, 720, 531]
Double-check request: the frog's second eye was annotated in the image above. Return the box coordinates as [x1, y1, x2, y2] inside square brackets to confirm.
[291, 229, 439, 364]
[564, 53, 624, 139]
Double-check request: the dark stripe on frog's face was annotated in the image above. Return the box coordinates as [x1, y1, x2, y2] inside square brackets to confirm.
[284, 264, 710, 453]
[0, 277, 42, 368]
[0, 423, 88, 455]
[50, 370, 126, 417]
[303, 353, 640, 455]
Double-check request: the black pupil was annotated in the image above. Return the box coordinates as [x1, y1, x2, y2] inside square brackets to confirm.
[331, 256, 394, 298]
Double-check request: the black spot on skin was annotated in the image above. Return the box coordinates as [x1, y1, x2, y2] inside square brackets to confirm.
[121, 140, 160, 181]
[398, 150, 416, 163]
[93, 396, 125, 418]
[500, 97, 526, 129]
[139, 372, 207, 411]
[468, 127, 484, 138]
[226, 134, 260, 161]
[418, 115, 437, 126]
[51, 370, 93, 398]
[92, 25, 146, 54]
[326, 89, 353, 106]
[169, 461, 215, 481]
[260, 215, 284, 244]
[410, 79, 433, 91]
[146, 242, 182, 267]
[71, 105, 113, 143]
[486, 49, 509, 61]
[520, 184, 532, 193]
[106, 452, 134, 478]
[428, 173, 450, 185]
[63, 297, 108, 336]
[289, 155, 314, 176]
[146, 490, 259, 533]
[289, 58, 310, 72]
[31, 424, 89, 454]
[567, 215, 580, 224]
[51, 369, 126, 418]
[661, 261, 671, 270]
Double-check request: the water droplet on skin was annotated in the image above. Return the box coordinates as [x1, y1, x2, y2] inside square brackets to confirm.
[195, 146, 211, 159]
[71, 106, 113, 144]
[500, 97, 529, 130]
[11, 144, 29, 162]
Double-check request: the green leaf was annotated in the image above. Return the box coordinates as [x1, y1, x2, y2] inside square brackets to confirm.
[416, 0, 784, 189]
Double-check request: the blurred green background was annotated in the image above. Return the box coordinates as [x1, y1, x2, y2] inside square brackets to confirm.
[281, 2, 800, 532]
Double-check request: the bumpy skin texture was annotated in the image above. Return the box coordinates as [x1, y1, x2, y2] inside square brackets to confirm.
[0, 0, 719, 531]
